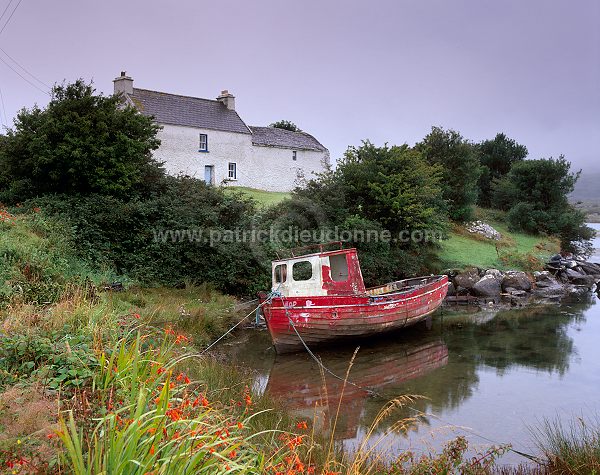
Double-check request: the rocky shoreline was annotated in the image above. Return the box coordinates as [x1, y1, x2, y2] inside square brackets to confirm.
[444, 258, 600, 307]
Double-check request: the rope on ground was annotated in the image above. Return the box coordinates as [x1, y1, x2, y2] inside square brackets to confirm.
[198, 290, 279, 355]
[285, 310, 543, 464]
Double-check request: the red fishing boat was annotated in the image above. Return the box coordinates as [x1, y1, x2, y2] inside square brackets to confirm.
[259, 243, 449, 353]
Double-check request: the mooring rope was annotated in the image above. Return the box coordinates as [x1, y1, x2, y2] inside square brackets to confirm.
[198, 289, 281, 355]
[284, 304, 542, 464]
[198, 289, 542, 463]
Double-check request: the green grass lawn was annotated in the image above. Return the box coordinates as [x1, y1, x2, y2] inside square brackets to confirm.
[437, 210, 560, 271]
[224, 186, 290, 207]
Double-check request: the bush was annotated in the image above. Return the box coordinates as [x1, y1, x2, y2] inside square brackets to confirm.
[0, 208, 105, 307]
[493, 156, 593, 250]
[25, 177, 271, 295]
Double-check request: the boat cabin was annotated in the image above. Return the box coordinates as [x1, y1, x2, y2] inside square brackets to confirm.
[272, 246, 366, 297]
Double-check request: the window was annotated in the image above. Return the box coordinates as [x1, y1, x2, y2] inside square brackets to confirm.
[292, 151, 297, 161]
[199, 134, 208, 152]
[274, 264, 287, 283]
[329, 254, 349, 282]
[228, 162, 237, 180]
[292, 260, 313, 281]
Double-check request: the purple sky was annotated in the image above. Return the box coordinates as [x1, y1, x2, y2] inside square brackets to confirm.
[1, 0, 598, 172]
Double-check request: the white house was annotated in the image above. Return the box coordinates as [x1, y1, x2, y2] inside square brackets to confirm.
[113, 72, 329, 192]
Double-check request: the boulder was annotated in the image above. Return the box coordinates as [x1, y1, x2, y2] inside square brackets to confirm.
[563, 268, 586, 281]
[472, 274, 502, 297]
[532, 272, 566, 298]
[570, 275, 598, 287]
[485, 269, 504, 279]
[501, 271, 532, 292]
[577, 261, 600, 275]
[454, 268, 480, 290]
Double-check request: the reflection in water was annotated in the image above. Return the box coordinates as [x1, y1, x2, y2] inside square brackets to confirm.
[217, 296, 599, 461]
[267, 339, 448, 439]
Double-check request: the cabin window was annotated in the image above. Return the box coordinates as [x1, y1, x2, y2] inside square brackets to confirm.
[292, 260, 313, 281]
[199, 134, 208, 152]
[329, 254, 349, 282]
[274, 264, 287, 283]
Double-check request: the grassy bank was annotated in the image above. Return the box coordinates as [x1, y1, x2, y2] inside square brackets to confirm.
[223, 186, 290, 208]
[437, 209, 561, 271]
[2, 208, 597, 474]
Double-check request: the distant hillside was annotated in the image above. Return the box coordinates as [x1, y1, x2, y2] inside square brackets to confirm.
[570, 171, 600, 202]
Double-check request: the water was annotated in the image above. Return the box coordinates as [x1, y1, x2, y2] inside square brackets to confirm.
[218, 293, 600, 465]
[589, 222, 600, 261]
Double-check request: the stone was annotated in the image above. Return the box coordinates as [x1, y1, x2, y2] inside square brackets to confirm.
[501, 271, 532, 292]
[577, 261, 600, 275]
[532, 271, 565, 298]
[571, 275, 598, 287]
[465, 220, 502, 240]
[454, 268, 480, 290]
[535, 271, 558, 286]
[485, 269, 504, 279]
[564, 268, 586, 281]
[472, 274, 502, 297]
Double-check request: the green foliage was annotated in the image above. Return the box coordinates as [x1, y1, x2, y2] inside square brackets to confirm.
[27, 177, 270, 295]
[416, 127, 481, 222]
[0, 333, 96, 390]
[265, 141, 448, 283]
[477, 133, 528, 207]
[491, 156, 593, 249]
[0, 80, 163, 203]
[0, 209, 106, 307]
[333, 141, 448, 236]
[269, 119, 301, 132]
[389, 436, 509, 474]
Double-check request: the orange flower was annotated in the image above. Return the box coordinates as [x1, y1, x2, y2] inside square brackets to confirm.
[166, 408, 182, 421]
[229, 450, 237, 458]
[149, 444, 155, 455]
[296, 421, 308, 430]
[237, 421, 244, 429]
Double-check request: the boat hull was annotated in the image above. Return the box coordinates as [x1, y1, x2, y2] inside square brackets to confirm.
[261, 275, 449, 353]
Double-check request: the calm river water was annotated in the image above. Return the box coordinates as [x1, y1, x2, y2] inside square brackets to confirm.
[218, 230, 600, 466]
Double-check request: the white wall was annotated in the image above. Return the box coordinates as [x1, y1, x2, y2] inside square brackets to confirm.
[154, 124, 252, 185]
[154, 123, 329, 191]
[247, 145, 329, 191]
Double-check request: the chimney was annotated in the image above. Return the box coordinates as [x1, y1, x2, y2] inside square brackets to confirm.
[217, 89, 235, 110]
[113, 71, 133, 95]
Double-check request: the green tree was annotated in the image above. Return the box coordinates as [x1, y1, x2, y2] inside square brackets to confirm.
[0, 80, 162, 203]
[491, 156, 593, 248]
[268, 141, 449, 282]
[335, 141, 448, 237]
[416, 127, 481, 222]
[269, 120, 301, 132]
[477, 133, 528, 207]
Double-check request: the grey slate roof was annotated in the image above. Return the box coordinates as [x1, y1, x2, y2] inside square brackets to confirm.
[249, 126, 327, 152]
[128, 88, 251, 135]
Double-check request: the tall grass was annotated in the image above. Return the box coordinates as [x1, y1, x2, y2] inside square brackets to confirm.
[531, 416, 600, 474]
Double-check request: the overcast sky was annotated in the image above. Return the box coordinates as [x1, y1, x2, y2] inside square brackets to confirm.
[0, 0, 598, 173]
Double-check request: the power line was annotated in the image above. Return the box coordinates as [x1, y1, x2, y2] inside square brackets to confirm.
[0, 46, 50, 88]
[0, 54, 49, 95]
[0, 0, 14, 27]
[0, 0, 22, 35]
